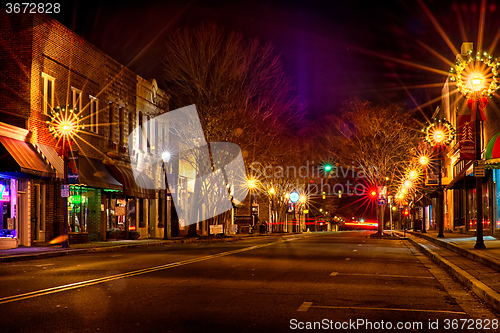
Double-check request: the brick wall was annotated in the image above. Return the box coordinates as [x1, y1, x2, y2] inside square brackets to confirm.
[87, 189, 101, 241]
[0, 11, 33, 129]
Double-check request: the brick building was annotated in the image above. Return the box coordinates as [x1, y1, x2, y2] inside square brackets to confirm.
[0, 12, 170, 248]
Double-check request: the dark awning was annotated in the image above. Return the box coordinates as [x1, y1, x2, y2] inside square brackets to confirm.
[79, 157, 122, 191]
[0, 136, 55, 178]
[104, 162, 155, 199]
[446, 162, 475, 190]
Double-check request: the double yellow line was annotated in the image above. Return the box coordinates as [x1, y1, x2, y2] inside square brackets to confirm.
[0, 239, 291, 305]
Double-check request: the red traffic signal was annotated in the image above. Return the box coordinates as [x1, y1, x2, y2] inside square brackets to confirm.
[403, 209, 409, 216]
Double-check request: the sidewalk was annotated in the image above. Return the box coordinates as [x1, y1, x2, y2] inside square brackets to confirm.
[394, 229, 500, 314]
[0, 233, 277, 263]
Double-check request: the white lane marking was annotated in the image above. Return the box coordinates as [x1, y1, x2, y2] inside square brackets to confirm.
[345, 258, 351, 260]
[297, 302, 313, 312]
[330, 272, 338, 276]
[0, 238, 297, 305]
[311, 305, 466, 315]
[353, 249, 357, 252]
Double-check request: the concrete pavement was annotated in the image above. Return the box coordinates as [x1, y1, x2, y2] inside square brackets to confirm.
[395, 229, 500, 314]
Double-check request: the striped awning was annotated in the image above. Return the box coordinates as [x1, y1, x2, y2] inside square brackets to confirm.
[485, 131, 500, 168]
[35, 143, 64, 179]
[0, 136, 54, 178]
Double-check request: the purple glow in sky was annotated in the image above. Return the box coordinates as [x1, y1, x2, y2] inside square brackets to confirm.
[51, 0, 500, 120]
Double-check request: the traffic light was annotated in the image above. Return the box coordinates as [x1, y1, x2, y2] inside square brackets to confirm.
[403, 209, 409, 216]
[322, 191, 326, 199]
[369, 190, 377, 199]
[324, 163, 332, 173]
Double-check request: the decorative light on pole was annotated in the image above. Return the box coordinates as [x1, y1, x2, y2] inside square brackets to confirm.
[450, 48, 500, 249]
[423, 118, 455, 238]
[47, 106, 82, 248]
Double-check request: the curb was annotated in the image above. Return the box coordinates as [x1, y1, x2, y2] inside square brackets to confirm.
[406, 236, 500, 314]
[0, 233, 288, 263]
[407, 231, 500, 273]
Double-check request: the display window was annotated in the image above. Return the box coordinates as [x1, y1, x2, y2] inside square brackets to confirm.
[68, 186, 90, 233]
[0, 178, 17, 238]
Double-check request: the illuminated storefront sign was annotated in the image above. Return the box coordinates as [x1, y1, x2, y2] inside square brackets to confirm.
[0, 184, 10, 202]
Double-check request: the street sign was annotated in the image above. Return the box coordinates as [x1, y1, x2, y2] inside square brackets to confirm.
[61, 184, 70, 197]
[473, 160, 485, 177]
[210, 224, 223, 234]
[378, 198, 387, 205]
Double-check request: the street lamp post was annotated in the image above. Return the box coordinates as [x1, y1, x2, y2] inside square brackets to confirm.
[162, 151, 171, 240]
[450, 49, 500, 248]
[268, 186, 275, 233]
[418, 155, 430, 233]
[47, 106, 82, 248]
[469, 75, 487, 248]
[423, 119, 455, 238]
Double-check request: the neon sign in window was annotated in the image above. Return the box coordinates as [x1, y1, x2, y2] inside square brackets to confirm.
[0, 184, 10, 202]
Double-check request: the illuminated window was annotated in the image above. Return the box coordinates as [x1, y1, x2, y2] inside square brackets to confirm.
[89, 97, 99, 133]
[109, 102, 114, 140]
[119, 107, 124, 146]
[71, 87, 82, 112]
[41, 73, 55, 115]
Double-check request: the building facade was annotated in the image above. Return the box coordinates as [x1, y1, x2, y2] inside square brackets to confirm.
[0, 12, 171, 248]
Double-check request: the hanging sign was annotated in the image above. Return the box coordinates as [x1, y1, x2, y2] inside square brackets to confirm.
[67, 152, 80, 184]
[458, 115, 475, 160]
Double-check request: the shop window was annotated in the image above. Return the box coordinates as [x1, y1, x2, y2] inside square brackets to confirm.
[0, 179, 17, 238]
[68, 186, 90, 233]
[34, 183, 46, 240]
[41, 73, 55, 115]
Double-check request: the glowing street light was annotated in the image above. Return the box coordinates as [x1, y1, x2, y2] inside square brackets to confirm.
[161, 151, 171, 162]
[47, 106, 82, 249]
[470, 73, 484, 92]
[247, 178, 258, 190]
[423, 118, 455, 238]
[450, 48, 500, 249]
[419, 155, 430, 167]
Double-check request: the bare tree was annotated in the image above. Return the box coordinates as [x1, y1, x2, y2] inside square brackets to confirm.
[319, 99, 421, 235]
[161, 22, 304, 164]
[161, 22, 306, 234]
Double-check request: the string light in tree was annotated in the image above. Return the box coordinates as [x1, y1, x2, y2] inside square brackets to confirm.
[422, 119, 455, 147]
[450, 49, 500, 98]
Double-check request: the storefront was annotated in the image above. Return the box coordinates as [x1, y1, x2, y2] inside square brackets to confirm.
[68, 156, 123, 242]
[104, 161, 157, 238]
[485, 131, 500, 234]
[0, 123, 55, 249]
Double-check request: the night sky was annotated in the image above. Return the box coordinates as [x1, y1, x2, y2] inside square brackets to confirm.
[50, 0, 500, 121]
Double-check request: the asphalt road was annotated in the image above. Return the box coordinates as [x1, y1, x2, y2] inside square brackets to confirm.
[0, 231, 498, 333]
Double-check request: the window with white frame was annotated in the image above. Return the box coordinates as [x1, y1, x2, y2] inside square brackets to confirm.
[41, 73, 55, 115]
[72, 87, 82, 112]
[89, 96, 99, 133]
